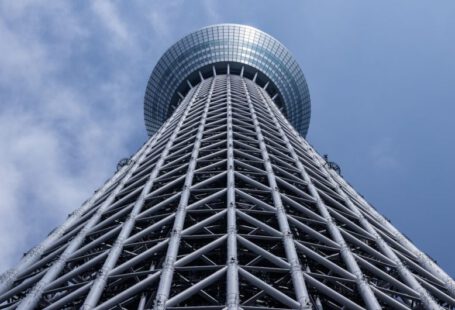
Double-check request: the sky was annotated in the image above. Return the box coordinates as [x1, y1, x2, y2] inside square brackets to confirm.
[0, 1, 454, 278]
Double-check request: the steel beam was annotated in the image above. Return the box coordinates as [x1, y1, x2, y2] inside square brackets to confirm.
[225, 74, 240, 309]
[80, 75, 205, 310]
[154, 77, 216, 309]
[242, 79, 312, 309]
[258, 85, 381, 309]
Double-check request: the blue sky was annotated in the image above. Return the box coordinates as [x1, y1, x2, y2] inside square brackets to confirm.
[0, 1, 454, 277]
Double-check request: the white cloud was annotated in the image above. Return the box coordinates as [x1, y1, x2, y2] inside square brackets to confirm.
[0, 0, 203, 277]
[0, 18, 50, 87]
[0, 2, 142, 272]
[91, 1, 132, 48]
[0, 154, 26, 269]
[145, 0, 183, 39]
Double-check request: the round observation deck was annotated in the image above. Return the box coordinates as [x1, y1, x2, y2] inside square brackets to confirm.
[144, 24, 311, 137]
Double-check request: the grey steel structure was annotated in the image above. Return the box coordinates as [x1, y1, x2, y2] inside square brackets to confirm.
[1, 24, 454, 310]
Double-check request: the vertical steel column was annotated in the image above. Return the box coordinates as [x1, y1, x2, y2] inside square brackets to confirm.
[257, 85, 382, 310]
[226, 73, 239, 309]
[137, 264, 155, 310]
[300, 141, 444, 309]
[153, 77, 216, 309]
[0, 140, 150, 296]
[15, 93, 192, 310]
[241, 79, 312, 310]
[80, 83, 204, 309]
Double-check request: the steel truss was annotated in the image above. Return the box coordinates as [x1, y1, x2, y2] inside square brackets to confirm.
[1, 73, 454, 310]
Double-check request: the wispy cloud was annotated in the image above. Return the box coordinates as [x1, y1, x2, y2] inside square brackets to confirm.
[203, 0, 221, 23]
[369, 138, 402, 171]
[91, 1, 131, 47]
[0, 2, 158, 272]
[145, 0, 185, 40]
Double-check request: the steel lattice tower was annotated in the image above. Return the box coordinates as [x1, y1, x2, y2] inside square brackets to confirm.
[1, 24, 454, 310]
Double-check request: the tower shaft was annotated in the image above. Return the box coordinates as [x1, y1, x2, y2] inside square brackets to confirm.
[1, 73, 454, 309]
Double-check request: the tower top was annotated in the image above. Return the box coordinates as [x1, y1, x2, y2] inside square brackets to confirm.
[144, 23, 311, 137]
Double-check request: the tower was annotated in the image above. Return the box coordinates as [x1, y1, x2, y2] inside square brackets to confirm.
[1, 23, 454, 309]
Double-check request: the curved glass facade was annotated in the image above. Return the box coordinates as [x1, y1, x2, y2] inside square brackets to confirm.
[144, 24, 311, 137]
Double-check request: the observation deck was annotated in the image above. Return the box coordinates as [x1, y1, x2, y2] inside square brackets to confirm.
[144, 24, 311, 137]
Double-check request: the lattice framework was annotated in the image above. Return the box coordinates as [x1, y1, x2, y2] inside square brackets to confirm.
[1, 73, 454, 310]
